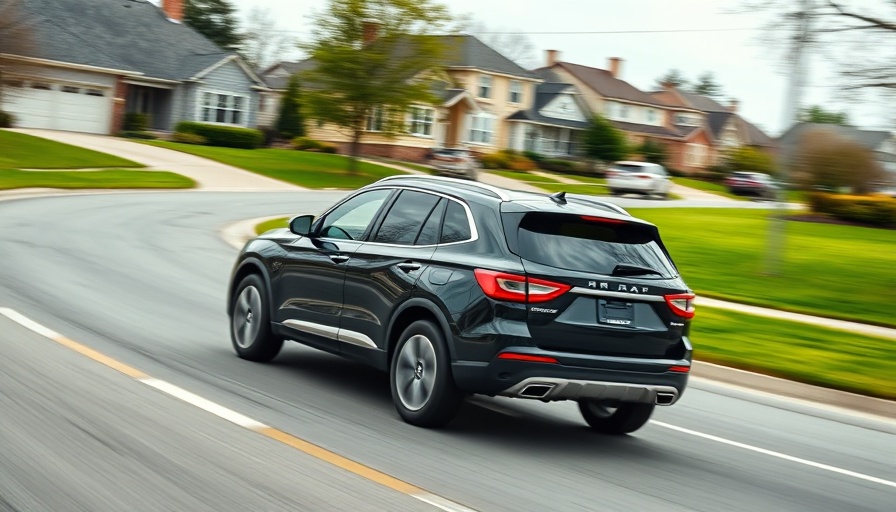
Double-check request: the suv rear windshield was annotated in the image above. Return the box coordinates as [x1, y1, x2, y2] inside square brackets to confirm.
[613, 164, 651, 173]
[512, 213, 677, 277]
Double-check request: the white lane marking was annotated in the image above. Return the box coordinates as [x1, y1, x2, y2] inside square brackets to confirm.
[652, 421, 896, 490]
[412, 493, 480, 512]
[139, 378, 269, 431]
[0, 307, 62, 339]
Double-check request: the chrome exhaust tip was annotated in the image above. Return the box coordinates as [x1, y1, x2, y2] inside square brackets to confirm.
[655, 392, 676, 405]
[519, 383, 555, 399]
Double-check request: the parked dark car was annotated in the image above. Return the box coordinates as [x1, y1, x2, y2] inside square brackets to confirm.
[724, 171, 779, 199]
[228, 176, 695, 433]
[428, 148, 479, 181]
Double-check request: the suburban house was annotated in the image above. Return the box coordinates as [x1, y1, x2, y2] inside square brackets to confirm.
[1, 0, 266, 134]
[778, 122, 896, 186]
[504, 73, 591, 157]
[261, 33, 543, 161]
[532, 52, 718, 171]
[651, 83, 777, 170]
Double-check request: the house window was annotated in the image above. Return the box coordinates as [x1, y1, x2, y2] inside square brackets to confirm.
[676, 113, 700, 127]
[366, 106, 385, 132]
[647, 109, 657, 123]
[619, 104, 629, 120]
[508, 80, 523, 103]
[478, 74, 492, 99]
[85, 89, 105, 97]
[468, 113, 494, 144]
[201, 92, 246, 125]
[685, 143, 707, 167]
[408, 107, 434, 137]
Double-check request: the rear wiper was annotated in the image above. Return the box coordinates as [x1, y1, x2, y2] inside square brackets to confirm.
[611, 264, 663, 276]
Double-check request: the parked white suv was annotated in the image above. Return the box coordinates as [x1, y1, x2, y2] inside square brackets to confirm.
[428, 148, 479, 181]
[606, 161, 672, 199]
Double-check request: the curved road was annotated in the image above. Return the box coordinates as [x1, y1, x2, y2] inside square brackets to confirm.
[0, 191, 893, 511]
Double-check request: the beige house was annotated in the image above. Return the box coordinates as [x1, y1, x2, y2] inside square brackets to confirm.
[260, 35, 542, 161]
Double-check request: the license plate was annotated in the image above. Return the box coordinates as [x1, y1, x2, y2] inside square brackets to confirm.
[599, 300, 634, 325]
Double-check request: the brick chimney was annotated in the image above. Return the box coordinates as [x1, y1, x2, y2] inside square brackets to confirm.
[727, 99, 739, 113]
[161, 0, 183, 22]
[608, 57, 622, 78]
[546, 49, 560, 67]
[362, 19, 381, 45]
[661, 80, 676, 91]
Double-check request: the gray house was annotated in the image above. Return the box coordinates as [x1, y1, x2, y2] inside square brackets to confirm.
[2, 0, 265, 134]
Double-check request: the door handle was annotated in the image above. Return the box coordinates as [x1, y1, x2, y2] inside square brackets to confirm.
[397, 262, 421, 272]
[329, 254, 350, 264]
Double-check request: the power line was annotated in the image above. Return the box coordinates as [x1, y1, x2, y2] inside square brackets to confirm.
[261, 27, 756, 36]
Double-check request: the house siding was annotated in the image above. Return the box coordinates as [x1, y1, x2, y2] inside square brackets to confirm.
[184, 60, 258, 127]
[449, 69, 539, 150]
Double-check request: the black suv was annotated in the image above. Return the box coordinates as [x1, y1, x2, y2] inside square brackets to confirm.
[228, 176, 694, 433]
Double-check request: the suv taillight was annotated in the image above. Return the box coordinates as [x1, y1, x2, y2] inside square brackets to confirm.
[474, 269, 570, 303]
[665, 293, 696, 318]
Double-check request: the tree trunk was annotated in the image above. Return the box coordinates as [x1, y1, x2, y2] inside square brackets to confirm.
[348, 127, 362, 174]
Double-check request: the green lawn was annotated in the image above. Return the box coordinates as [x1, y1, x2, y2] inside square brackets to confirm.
[0, 169, 195, 190]
[0, 130, 142, 169]
[148, 141, 406, 189]
[693, 306, 895, 399]
[673, 177, 743, 200]
[629, 208, 896, 326]
[255, 217, 289, 235]
[490, 169, 562, 185]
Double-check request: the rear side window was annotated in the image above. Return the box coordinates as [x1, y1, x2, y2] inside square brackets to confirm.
[415, 199, 446, 246]
[440, 201, 472, 243]
[374, 190, 441, 245]
[514, 213, 676, 277]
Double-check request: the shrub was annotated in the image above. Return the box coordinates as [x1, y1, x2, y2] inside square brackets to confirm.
[172, 132, 208, 145]
[258, 126, 279, 147]
[175, 122, 263, 149]
[479, 153, 507, 169]
[523, 150, 544, 163]
[319, 143, 338, 154]
[292, 136, 325, 151]
[0, 111, 15, 128]
[795, 129, 883, 194]
[479, 150, 535, 171]
[807, 192, 896, 227]
[539, 159, 578, 172]
[119, 130, 157, 140]
[123, 112, 150, 132]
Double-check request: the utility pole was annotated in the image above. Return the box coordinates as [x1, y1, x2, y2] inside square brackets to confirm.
[765, 0, 812, 275]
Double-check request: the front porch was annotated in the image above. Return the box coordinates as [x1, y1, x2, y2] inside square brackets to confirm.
[510, 122, 583, 158]
[124, 82, 175, 130]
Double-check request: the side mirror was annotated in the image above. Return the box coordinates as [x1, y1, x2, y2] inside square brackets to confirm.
[289, 215, 314, 236]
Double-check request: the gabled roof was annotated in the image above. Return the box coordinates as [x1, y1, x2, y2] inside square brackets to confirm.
[708, 111, 735, 139]
[679, 91, 728, 112]
[439, 35, 540, 80]
[611, 120, 684, 139]
[779, 123, 891, 151]
[538, 62, 666, 106]
[506, 110, 590, 130]
[262, 59, 316, 90]
[18, 0, 252, 83]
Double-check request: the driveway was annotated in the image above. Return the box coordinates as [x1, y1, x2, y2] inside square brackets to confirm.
[11, 129, 301, 191]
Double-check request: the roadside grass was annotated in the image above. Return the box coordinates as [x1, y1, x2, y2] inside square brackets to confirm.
[693, 306, 895, 400]
[385, 160, 434, 174]
[0, 130, 142, 169]
[0, 169, 195, 190]
[629, 208, 896, 326]
[147, 141, 406, 188]
[255, 217, 289, 235]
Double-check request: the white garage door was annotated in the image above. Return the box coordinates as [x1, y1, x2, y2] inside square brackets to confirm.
[3, 81, 112, 134]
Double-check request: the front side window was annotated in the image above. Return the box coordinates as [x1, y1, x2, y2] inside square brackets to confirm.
[508, 80, 523, 103]
[319, 189, 392, 240]
[468, 113, 494, 144]
[478, 74, 492, 98]
[201, 91, 246, 125]
[374, 190, 441, 245]
[408, 107, 434, 136]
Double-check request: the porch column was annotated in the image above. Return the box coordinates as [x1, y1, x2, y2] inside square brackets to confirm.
[110, 76, 128, 134]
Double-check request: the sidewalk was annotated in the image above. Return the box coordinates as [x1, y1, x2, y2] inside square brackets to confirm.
[10, 129, 302, 191]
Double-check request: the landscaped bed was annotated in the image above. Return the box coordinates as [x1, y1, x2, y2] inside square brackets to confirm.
[147, 141, 407, 189]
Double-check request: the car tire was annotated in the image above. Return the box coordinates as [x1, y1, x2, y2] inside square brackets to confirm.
[578, 400, 655, 435]
[390, 320, 462, 428]
[609, 189, 619, 196]
[230, 274, 283, 362]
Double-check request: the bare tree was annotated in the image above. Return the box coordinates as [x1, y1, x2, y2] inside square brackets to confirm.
[239, 7, 294, 71]
[0, 0, 36, 109]
[466, 21, 538, 69]
[733, 1, 896, 96]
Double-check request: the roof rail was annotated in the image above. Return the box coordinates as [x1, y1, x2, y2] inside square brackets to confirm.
[376, 175, 511, 201]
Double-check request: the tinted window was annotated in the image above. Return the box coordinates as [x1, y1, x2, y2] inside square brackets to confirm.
[613, 164, 649, 173]
[374, 190, 441, 245]
[515, 213, 676, 277]
[320, 189, 391, 240]
[440, 201, 472, 243]
[415, 199, 446, 246]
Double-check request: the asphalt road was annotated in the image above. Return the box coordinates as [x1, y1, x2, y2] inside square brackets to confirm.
[0, 191, 893, 512]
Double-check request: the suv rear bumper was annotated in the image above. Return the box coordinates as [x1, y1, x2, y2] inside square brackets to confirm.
[451, 349, 690, 404]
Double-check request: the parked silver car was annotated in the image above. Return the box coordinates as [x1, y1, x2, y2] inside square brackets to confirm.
[606, 161, 672, 199]
[428, 148, 479, 181]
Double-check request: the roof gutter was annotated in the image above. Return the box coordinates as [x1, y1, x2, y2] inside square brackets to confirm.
[0, 53, 143, 77]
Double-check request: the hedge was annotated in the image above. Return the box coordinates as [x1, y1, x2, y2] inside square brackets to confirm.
[172, 132, 208, 145]
[538, 158, 578, 172]
[175, 122, 263, 149]
[0, 111, 15, 128]
[479, 150, 536, 170]
[807, 192, 896, 227]
[123, 112, 150, 132]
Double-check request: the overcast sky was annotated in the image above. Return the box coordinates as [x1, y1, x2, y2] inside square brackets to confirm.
[224, 0, 892, 136]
